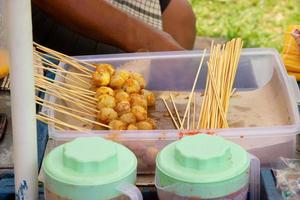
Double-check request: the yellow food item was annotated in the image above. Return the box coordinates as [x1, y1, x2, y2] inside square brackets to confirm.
[123, 78, 141, 94]
[92, 63, 156, 130]
[132, 105, 147, 121]
[95, 86, 114, 98]
[282, 25, 300, 56]
[98, 107, 118, 124]
[120, 112, 136, 124]
[94, 63, 115, 75]
[0, 49, 9, 79]
[97, 94, 116, 109]
[281, 54, 300, 72]
[127, 124, 138, 130]
[136, 121, 153, 130]
[109, 120, 127, 130]
[288, 71, 300, 81]
[110, 74, 125, 89]
[92, 70, 110, 86]
[115, 101, 131, 115]
[282, 25, 300, 74]
[131, 72, 146, 89]
[140, 89, 155, 107]
[145, 118, 157, 129]
[114, 89, 130, 102]
[130, 93, 147, 109]
[116, 70, 130, 80]
[0, 64, 9, 79]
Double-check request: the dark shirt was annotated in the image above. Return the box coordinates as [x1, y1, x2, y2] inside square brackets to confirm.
[32, 0, 172, 56]
[160, 0, 171, 12]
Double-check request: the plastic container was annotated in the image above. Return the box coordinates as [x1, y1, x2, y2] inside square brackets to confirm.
[42, 49, 300, 174]
[155, 134, 260, 200]
[43, 137, 142, 200]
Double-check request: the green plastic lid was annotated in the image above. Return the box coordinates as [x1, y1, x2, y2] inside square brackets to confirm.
[43, 137, 137, 199]
[156, 134, 250, 198]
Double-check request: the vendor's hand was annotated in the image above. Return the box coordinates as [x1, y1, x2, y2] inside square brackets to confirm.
[134, 32, 185, 52]
[291, 29, 300, 50]
[135, 34, 184, 52]
[124, 14, 185, 52]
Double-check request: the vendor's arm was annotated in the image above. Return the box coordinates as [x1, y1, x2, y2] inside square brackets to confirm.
[32, 0, 185, 52]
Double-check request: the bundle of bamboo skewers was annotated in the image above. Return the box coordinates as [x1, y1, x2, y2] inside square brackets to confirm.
[34, 43, 110, 131]
[162, 38, 243, 130]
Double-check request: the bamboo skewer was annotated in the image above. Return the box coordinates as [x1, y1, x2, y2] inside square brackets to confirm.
[34, 42, 98, 71]
[231, 88, 237, 97]
[34, 51, 93, 77]
[34, 70, 95, 96]
[187, 104, 190, 130]
[206, 62, 228, 127]
[161, 97, 179, 130]
[34, 67, 92, 95]
[34, 74, 91, 96]
[224, 40, 243, 118]
[180, 49, 207, 129]
[192, 94, 196, 129]
[36, 115, 65, 131]
[35, 75, 97, 105]
[34, 43, 94, 74]
[35, 87, 99, 115]
[36, 96, 97, 118]
[33, 50, 92, 77]
[37, 114, 88, 131]
[169, 93, 182, 127]
[34, 64, 90, 90]
[35, 84, 97, 112]
[35, 86, 97, 112]
[197, 54, 212, 129]
[33, 52, 92, 87]
[36, 101, 110, 129]
[34, 64, 92, 78]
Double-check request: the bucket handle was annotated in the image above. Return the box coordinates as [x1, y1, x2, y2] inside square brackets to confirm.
[116, 182, 143, 200]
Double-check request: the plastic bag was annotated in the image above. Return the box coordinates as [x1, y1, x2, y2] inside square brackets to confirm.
[272, 157, 300, 200]
[116, 182, 143, 200]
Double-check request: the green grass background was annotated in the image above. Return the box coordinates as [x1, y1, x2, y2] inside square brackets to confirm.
[191, 0, 300, 50]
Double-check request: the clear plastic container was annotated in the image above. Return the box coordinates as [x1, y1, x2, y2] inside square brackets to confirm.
[155, 134, 261, 200]
[43, 137, 143, 200]
[42, 49, 300, 174]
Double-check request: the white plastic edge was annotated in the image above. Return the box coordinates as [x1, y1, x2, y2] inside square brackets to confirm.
[116, 182, 143, 200]
[273, 50, 300, 124]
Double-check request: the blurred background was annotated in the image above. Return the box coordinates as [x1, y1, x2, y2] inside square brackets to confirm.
[191, 0, 300, 50]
